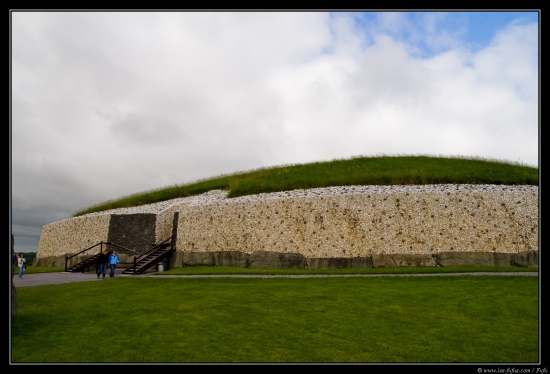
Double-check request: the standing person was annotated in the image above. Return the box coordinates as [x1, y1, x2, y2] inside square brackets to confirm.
[96, 249, 109, 279]
[17, 253, 26, 279]
[108, 250, 119, 278]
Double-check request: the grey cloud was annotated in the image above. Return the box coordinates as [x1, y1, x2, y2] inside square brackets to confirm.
[10, 12, 538, 254]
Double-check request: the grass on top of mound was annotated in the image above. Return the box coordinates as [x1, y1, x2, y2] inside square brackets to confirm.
[74, 154, 538, 216]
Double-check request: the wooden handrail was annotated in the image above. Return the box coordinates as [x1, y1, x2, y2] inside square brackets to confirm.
[132, 237, 174, 263]
[64, 241, 107, 271]
[126, 236, 175, 275]
[65, 237, 175, 273]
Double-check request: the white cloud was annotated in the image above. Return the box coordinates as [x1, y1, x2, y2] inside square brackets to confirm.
[10, 11, 539, 253]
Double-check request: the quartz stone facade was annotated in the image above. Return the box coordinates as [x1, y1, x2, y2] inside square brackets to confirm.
[35, 185, 539, 268]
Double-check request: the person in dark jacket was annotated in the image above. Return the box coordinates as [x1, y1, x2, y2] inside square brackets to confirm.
[96, 249, 109, 279]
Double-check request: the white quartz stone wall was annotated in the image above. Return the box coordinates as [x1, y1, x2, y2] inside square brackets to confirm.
[155, 204, 180, 243]
[155, 190, 228, 242]
[176, 186, 538, 257]
[37, 214, 110, 258]
[36, 185, 538, 260]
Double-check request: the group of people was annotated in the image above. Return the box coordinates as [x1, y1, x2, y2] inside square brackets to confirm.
[12, 250, 120, 280]
[96, 249, 119, 279]
[13, 253, 26, 279]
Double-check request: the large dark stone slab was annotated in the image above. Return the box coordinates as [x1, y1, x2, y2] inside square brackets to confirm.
[214, 251, 248, 267]
[435, 251, 514, 267]
[511, 250, 539, 267]
[277, 252, 306, 269]
[306, 257, 373, 269]
[108, 214, 156, 253]
[248, 250, 280, 268]
[372, 253, 437, 267]
[182, 251, 215, 266]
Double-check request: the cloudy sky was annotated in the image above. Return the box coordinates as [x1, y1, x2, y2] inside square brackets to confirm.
[10, 10, 539, 253]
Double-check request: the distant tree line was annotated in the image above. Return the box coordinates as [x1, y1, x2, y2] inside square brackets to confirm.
[15, 252, 37, 265]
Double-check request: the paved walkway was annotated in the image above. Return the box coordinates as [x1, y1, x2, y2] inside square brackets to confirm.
[12, 270, 537, 288]
[12, 269, 131, 287]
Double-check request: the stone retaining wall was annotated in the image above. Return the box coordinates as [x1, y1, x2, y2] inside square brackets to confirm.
[37, 214, 111, 259]
[35, 186, 539, 268]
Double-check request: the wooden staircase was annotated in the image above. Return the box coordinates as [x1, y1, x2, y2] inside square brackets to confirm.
[121, 242, 174, 275]
[66, 253, 102, 273]
[65, 238, 174, 275]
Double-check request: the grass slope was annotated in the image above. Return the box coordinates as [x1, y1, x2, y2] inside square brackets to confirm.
[74, 155, 538, 216]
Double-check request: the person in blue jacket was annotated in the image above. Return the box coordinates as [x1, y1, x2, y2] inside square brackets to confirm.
[108, 250, 120, 278]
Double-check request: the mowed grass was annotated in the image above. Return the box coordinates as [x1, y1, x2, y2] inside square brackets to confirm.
[11, 274, 538, 363]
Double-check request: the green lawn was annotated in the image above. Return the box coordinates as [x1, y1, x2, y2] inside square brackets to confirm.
[13, 154, 539, 364]
[11, 274, 539, 363]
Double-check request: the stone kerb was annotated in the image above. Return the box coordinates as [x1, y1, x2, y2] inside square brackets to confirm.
[175, 250, 538, 269]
